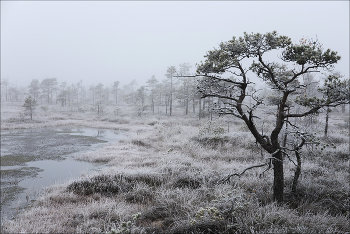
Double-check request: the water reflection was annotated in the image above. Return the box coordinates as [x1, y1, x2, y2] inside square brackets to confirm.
[0, 127, 124, 220]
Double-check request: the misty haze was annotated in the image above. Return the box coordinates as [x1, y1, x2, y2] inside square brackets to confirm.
[1, 1, 349, 233]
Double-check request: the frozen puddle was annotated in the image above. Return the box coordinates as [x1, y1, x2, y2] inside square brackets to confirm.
[0, 127, 125, 220]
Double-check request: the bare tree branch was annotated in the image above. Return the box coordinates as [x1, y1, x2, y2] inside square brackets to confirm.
[218, 163, 268, 184]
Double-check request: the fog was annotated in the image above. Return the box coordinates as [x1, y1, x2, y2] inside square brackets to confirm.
[1, 1, 349, 88]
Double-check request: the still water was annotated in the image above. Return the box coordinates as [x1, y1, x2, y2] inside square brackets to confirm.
[0, 127, 125, 220]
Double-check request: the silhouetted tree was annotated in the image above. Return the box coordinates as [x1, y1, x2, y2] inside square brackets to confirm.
[196, 31, 342, 203]
[146, 75, 158, 113]
[113, 81, 120, 105]
[165, 66, 177, 116]
[28, 79, 41, 101]
[23, 95, 37, 120]
[177, 63, 192, 115]
[1, 78, 9, 101]
[40, 78, 58, 104]
[317, 72, 349, 137]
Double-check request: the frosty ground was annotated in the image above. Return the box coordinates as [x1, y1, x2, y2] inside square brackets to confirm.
[1, 102, 349, 233]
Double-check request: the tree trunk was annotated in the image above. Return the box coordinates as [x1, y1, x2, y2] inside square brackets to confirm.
[170, 95, 172, 116]
[185, 98, 188, 115]
[283, 110, 289, 148]
[192, 97, 195, 113]
[152, 99, 155, 113]
[165, 99, 168, 115]
[198, 99, 202, 119]
[292, 150, 301, 194]
[282, 132, 288, 148]
[325, 106, 330, 137]
[273, 150, 284, 203]
[202, 98, 206, 112]
[185, 86, 189, 115]
[170, 78, 173, 116]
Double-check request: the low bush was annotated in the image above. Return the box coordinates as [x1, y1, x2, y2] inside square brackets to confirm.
[66, 175, 133, 196]
[192, 135, 240, 150]
[172, 176, 202, 189]
[131, 139, 150, 148]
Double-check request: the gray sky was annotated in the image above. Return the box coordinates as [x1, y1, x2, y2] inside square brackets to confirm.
[1, 1, 349, 88]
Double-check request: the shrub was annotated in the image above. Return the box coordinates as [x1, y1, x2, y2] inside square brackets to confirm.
[66, 175, 133, 196]
[172, 177, 202, 189]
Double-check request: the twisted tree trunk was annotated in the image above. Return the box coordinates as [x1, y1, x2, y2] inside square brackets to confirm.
[273, 150, 284, 203]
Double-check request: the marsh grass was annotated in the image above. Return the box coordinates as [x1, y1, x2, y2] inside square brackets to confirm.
[1, 102, 349, 233]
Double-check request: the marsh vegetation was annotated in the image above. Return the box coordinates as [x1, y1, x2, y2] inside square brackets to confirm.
[1, 100, 349, 233]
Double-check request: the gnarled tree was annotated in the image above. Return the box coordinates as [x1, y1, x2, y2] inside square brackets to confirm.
[196, 31, 346, 203]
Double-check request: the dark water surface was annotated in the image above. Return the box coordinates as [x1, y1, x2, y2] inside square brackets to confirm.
[0, 127, 125, 220]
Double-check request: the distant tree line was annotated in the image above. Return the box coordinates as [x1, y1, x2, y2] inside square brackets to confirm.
[1, 63, 215, 118]
[1, 62, 348, 121]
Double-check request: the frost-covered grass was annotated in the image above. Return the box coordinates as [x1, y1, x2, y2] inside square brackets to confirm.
[1, 101, 349, 233]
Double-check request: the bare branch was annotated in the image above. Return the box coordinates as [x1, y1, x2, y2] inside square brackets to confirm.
[218, 149, 282, 183]
[285, 106, 322, 118]
[259, 159, 273, 178]
[258, 53, 284, 90]
[281, 149, 298, 167]
[199, 74, 248, 87]
[218, 163, 268, 183]
[271, 149, 281, 157]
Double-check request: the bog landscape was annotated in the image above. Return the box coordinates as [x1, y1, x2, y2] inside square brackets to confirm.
[1, 32, 349, 233]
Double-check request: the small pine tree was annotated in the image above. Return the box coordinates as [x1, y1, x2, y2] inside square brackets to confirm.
[23, 95, 37, 120]
[318, 73, 349, 137]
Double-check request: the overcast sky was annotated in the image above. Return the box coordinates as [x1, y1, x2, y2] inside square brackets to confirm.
[1, 1, 349, 88]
